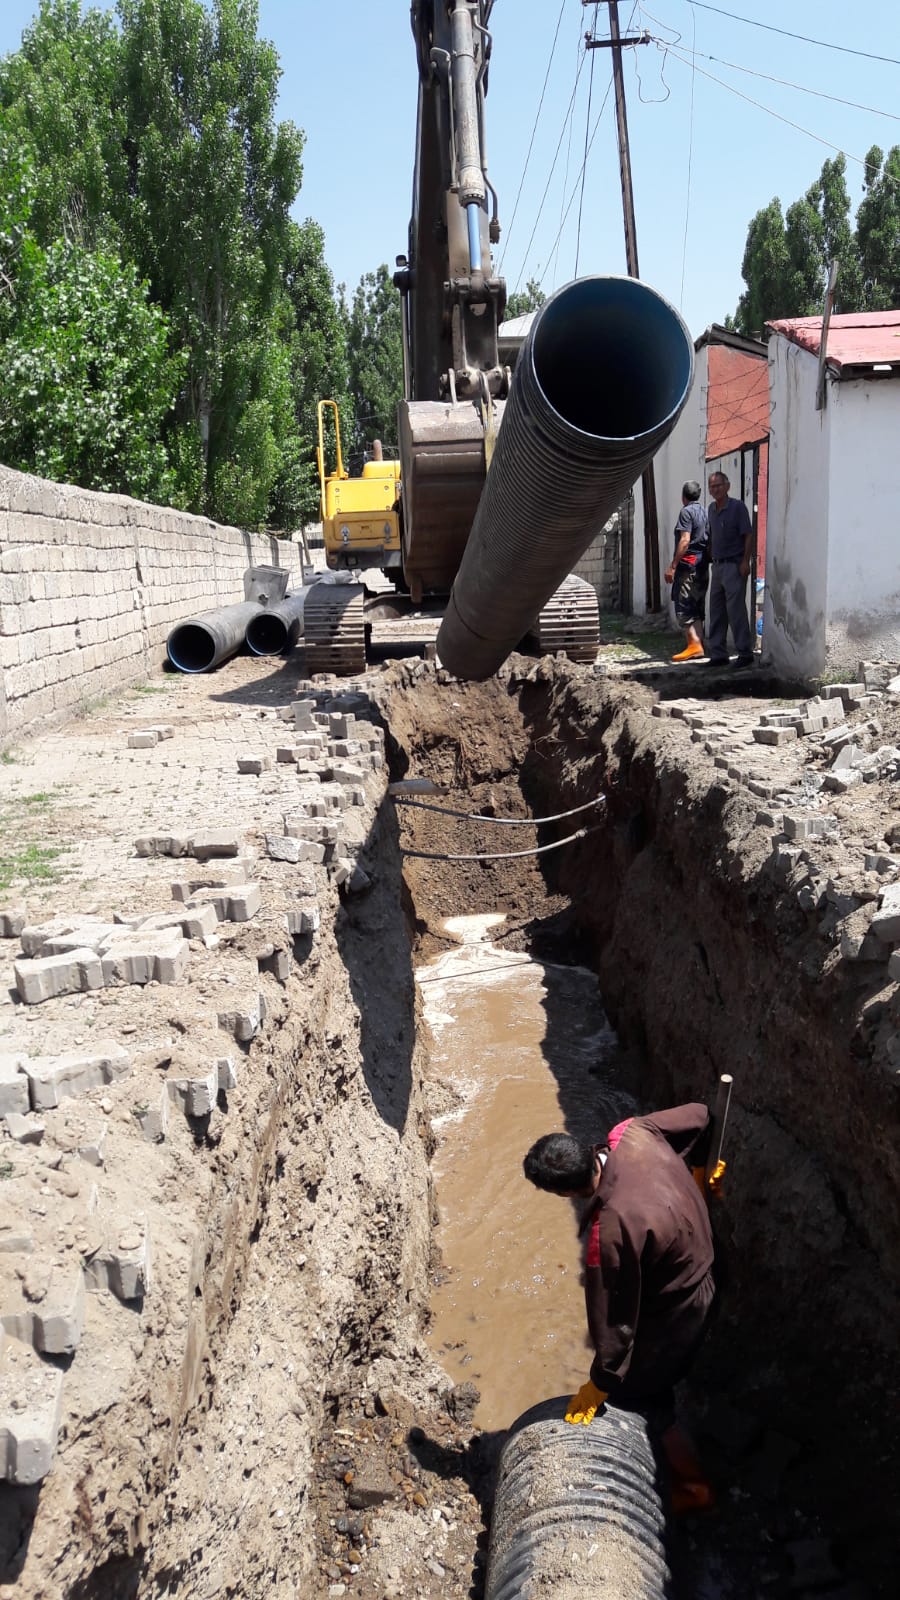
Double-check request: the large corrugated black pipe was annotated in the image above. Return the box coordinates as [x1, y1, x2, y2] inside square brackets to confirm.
[166, 602, 262, 674]
[245, 591, 307, 657]
[437, 275, 694, 679]
[485, 1397, 671, 1600]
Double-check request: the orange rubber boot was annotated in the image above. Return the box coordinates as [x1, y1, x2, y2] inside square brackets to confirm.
[671, 641, 705, 662]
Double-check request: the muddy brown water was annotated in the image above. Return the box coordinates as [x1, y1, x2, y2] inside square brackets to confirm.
[418, 913, 635, 1432]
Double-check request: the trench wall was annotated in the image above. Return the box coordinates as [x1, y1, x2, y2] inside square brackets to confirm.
[0, 464, 301, 744]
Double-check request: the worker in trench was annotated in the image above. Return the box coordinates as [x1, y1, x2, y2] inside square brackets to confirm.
[523, 1104, 725, 1512]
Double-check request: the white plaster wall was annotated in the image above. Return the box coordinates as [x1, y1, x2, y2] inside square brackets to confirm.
[762, 338, 831, 677]
[631, 344, 707, 614]
[824, 379, 900, 670]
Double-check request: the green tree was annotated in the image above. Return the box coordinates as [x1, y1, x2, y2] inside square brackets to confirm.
[856, 145, 900, 310]
[283, 219, 349, 525]
[0, 0, 125, 247]
[0, 238, 185, 501]
[115, 0, 305, 524]
[343, 264, 403, 460]
[505, 277, 546, 320]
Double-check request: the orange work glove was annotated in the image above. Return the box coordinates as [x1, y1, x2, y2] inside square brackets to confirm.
[692, 1161, 727, 1196]
[565, 1378, 608, 1425]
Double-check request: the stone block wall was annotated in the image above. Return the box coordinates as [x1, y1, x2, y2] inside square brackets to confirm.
[573, 508, 624, 613]
[0, 466, 301, 744]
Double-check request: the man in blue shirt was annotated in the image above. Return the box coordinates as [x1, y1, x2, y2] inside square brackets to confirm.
[664, 480, 709, 662]
[705, 471, 754, 669]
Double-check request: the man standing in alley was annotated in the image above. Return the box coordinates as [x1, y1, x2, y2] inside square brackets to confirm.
[523, 1105, 723, 1509]
[705, 470, 754, 669]
[665, 480, 709, 662]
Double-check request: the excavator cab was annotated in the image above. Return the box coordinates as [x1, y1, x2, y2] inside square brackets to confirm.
[316, 399, 402, 576]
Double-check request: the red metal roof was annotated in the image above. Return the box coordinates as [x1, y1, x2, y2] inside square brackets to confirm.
[766, 310, 900, 372]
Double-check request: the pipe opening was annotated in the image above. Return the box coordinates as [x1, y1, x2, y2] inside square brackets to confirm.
[531, 276, 693, 440]
[246, 614, 288, 656]
[166, 623, 217, 673]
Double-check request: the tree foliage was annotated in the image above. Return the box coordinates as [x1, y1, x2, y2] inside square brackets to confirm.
[732, 152, 899, 337]
[342, 265, 403, 461]
[505, 277, 546, 320]
[0, 0, 350, 530]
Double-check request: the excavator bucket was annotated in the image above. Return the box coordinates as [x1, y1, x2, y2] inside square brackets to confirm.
[398, 399, 505, 602]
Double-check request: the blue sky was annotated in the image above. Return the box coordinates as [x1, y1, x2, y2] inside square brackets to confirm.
[2, 1, 899, 336]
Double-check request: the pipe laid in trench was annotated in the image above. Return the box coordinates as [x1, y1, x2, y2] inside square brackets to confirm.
[436, 275, 694, 680]
[166, 601, 263, 674]
[485, 1397, 671, 1600]
[245, 591, 307, 657]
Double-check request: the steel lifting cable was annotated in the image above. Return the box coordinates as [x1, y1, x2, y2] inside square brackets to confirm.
[390, 794, 606, 825]
[401, 824, 604, 863]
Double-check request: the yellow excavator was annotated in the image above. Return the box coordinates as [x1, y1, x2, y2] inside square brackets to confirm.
[301, 0, 603, 678]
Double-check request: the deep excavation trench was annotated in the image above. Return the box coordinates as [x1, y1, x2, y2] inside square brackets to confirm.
[129, 659, 898, 1600]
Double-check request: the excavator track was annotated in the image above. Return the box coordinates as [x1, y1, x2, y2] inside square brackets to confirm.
[529, 574, 601, 664]
[302, 582, 367, 677]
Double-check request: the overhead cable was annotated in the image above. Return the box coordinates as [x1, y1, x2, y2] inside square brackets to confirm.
[575, 4, 601, 277]
[677, 44, 900, 123]
[679, 3, 697, 310]
[682, 0, 900, 67]
[498, 0, 569, 273]
[662, 43, 900, 185]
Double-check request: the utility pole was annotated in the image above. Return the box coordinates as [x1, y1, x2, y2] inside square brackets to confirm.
[584, 2, 662, 612]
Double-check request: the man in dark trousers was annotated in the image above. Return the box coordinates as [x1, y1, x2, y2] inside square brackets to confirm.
[665, 479, 709, 662]
[706, 470, 754, 668]
[524, 1105, 723, 1508]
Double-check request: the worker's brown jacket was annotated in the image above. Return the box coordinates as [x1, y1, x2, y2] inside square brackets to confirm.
[581, 1104, 716, 1401]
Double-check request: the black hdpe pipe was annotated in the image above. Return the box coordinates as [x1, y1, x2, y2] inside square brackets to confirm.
[485, 1397, 671, 1600]
[436, 275, 695, 680]
[245, 590, 307, 658]
[166, 601, 263, 674]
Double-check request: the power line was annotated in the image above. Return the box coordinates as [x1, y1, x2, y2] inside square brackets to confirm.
[678, 3, 696, 310]
[661, 42, 900, 185]
[498, 0, 569, 273]
[576, 4, 601, 277]
[509, 32, 596, 295]
[682, 0, 900, 67]
[682, 46, 900, 123]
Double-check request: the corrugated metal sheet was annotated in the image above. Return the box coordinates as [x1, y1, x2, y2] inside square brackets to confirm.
[767, 310, 900, 372]
[706, 342, 769, 458]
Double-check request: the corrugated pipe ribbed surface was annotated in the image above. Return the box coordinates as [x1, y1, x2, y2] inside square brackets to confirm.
[245, 591, 307, 657]
[485, 1397, 672, 1600]
[437, 275, 694, 679]
[166, 602, 262, 674]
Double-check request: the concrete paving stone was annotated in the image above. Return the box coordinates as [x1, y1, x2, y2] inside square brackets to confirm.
[349, 787, 366, 807]
[14, 948, 104, 1004]
[840, 916, 887, 963]
[131, 1084, 169, 1143]
[167, 1063, 219, 1117]
[287, 907, 320, 936]
[170, 860, 257, 901]
[796, 882, 824, 913]
[864, 853, 900, 876]
[753, 726, 798, 746]
[820, 724, 852, 750]
[145, 725, 174, 740]
[188, 883, 261, 922]
[0, 1057, 30, 1118]
[100, 929, 189, 986]
[41, 923, 121, 957]
[825, 883, 861, 918]
[784, 814, 836, 842]
[83, 1217, 151, 1302]
[329, 739, 362, 758]
[327, 764, 366, 787]
[832, 743, 865, 770]
[266, 834, 305, 863]
[0, 1332, 65, 1484]
[795, 716, 827, 736]
[650, 704, 670, 718]
[127, 730, 158, 749]
[748, 780, 777, 799]
[859, 660, 897, 690]
[822, 683, 864, 700]
[257, 945, 291, 981]
[24, 1043, 132, 1110]
[755, 810, 783, 830]
[276, 745, 301, 763]
[1, 1262, 86, 1356]
[871, 884, 900, 943]
[0, 912, 26, 939]
[291, 698, 317, 729]
[190, 830, 241, 861]
[133, 832, 193, 859]
[237, 756, 272, 775]
[758, 712, 797, 728]
[138, 904, 219, 940]
[18, 917, 92, 958]
[3, 1112, 44, 1144]
[845, 694, 882, 712]
[823, 770, 863, 793]
[217, 1001, 261, 1042]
